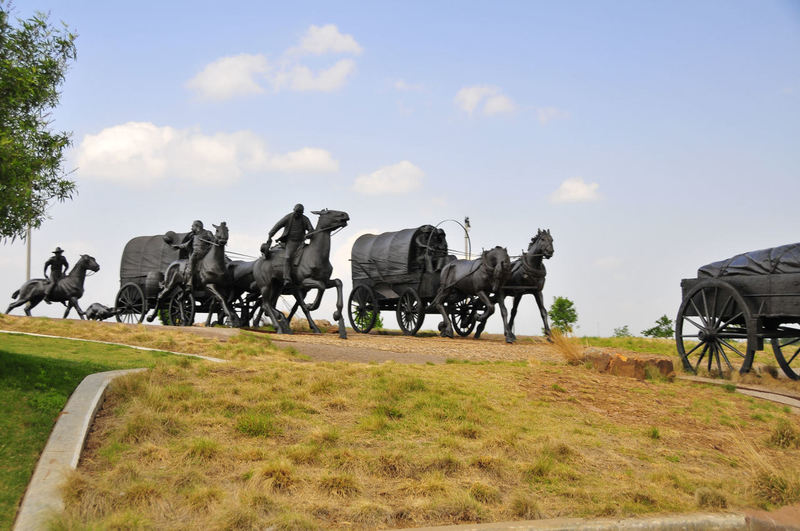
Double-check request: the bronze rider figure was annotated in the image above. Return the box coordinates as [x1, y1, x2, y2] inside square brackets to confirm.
[174, 220, 214, 291]
[266, 204, 314, 287]
[44, 247, 69, 302]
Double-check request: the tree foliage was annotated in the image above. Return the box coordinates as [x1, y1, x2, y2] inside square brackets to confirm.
[613, 325, 632, 337]
[548, 296, 577, 333]
[642, 315, 674, 338]
[0, 4, 77, 240]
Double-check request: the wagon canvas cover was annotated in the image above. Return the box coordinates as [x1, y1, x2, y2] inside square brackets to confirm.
[351, 226, 440, 281]
[698, 242, 800, 277]
[120, 232, 187, 281]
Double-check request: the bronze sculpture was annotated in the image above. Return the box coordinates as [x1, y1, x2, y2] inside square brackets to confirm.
[85, 302, 120, 321]
[175, 220, 215, 292]
[6, 254, 100, 318]
[505, 229, 554, 341]
[253, 208, 349, 338]
[266, 204, 314, 287]
[146, 222, 240, 326]
[431, 246, 514, 342]
[43, 247, 69, 302]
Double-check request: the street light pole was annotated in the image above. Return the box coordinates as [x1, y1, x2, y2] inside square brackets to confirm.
[26, 225, 31, 280]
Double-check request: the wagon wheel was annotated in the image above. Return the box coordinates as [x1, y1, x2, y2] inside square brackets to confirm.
[396, 288, 424, 336]
[675, 279, 755, 376]
[115, 283, 147, 324]
[771, 328, 800, 380]
[348, 285, 379, 334]
[167, 289, 195, 326]
[450, 296, 481, 337]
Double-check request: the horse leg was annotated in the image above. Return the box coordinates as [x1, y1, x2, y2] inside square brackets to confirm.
[507, 293, 523, 342]
[294, 283, 323, 334]
[287, 300, 301, 322]
[6, 298, 27, 315]
[307, 287, 325, 311]
[205, 300, 216, 327]
[533, 289, 552, 341]
[206, 284, 240, 327]
[327, 278, 347, 339]
[63, 301, 73, 319]
[432, 289, 454, 338]
[474, 290, 496, 340]
[495, 290, 513, 343]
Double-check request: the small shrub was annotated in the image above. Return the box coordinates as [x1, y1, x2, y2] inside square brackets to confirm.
[430, 492, 485, 523]
[753, 471, 800, 506]
[270, 512, 318, 531]
[524, 455, 553, 481]
[695, 487, 727, 509]
[349, 501, 392, 527]
[319, 473, 359, 497]
[510, 493, 542, 519]
[768, 419, 800, 448]
[550, 329, 583, 365]
[236, 412, 279, 438]
[469, 482, 501, 504]
[186, 437, 219, 461]
[647, 427, 660, 440]
[261, 460, 296, 492]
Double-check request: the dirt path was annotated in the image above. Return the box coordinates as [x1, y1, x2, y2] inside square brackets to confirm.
[262, 330, 563, 364]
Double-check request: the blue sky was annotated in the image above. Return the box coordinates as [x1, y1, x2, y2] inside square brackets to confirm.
[2, 0, 799, 336]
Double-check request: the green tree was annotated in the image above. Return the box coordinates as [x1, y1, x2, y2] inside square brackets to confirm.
[0, 4, 77, 240]
[548, 296, 577, 333]
[642, 315, 674, 338]
[613, 325, 632, 337]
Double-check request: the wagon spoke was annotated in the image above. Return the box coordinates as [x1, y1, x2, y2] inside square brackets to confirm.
[710, 287, 718, 328]
[718, 343, 734, 371]
[694, 344, 709, 373]
[717, 312, 744, 332]
[713, 343, 723, 374]
[787, 348, 800, 366]
[780, 337, 800, 349]
[684, 341, 705, 357]
[719, 339, 746, 359]
[716, 295, 732, 329]
[683, 317, 705, 332]
[689, 298, 707, 326]
[701, 289, 710, 325]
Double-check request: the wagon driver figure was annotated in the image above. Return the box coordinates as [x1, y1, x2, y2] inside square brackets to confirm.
[266, 203, 314, 287]
[174, 220, 214, 291]
[43, 247, 69, 302]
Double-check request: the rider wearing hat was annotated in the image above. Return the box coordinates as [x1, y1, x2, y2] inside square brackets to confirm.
[44, 247, 69, 302]
[174, 220, 214, 291]
[266, 204, 314, 287]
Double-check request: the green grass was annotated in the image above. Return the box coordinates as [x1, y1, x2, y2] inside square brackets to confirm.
[0, 332, 192, 529]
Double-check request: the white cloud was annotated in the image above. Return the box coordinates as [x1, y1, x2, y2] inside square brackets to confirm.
[294, 24, 362, 55]
[394, 79, 424, 92]
[76, 122, 338, 186]
[273, 59, 356, 92]
[537, 106, 569, 124]
[186, 54, 269, 101]
[454, 85, 516, 116]
[188, 25, 362, 99]
[484, 94, 516, 115]
[549, 177, 601, 203]
[353, 161, 424, 196]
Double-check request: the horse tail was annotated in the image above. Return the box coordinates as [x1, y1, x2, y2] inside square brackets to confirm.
[12, 289, 19, 299]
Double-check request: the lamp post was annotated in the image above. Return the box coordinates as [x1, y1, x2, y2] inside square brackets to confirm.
[464, 217, 471, 260]
[26, 225, 31, 280]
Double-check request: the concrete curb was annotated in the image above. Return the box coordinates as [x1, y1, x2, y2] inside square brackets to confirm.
[0, 329, 227, 363]
[13, 368, 146, 531]
[405, 512, 784, 530]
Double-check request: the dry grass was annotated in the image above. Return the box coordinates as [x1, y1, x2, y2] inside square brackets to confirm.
[550, 329, 584, 365]
[57, 354, 800, 529]
[0, 314, 291, 361]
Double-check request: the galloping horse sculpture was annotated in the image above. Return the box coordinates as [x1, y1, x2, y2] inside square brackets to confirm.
[5, 255, 100, 319]
[431, 246, 514, 342]
[505, 229, 554, 341]
[253, 209, 349, 338]
[146, 222, 240, 326]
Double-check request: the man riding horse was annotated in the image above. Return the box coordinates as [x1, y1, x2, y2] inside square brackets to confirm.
[44, 247, 69, 303]
[174, 220, 214, 291]
[265, 204, 314, 287]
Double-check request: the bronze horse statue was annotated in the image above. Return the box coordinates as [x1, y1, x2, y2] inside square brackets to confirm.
[505, 229, 554, 342]
[431, 246, 514, 343]
[5, 255, 100, 319]
[252, 209, 349, 338]
[146, 222, 240, 326]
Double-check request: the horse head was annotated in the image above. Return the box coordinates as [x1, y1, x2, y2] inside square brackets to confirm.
[79, 254, 100, 273]
[311, 209, 350, 232]
[212, 221, 229, 246]
[482, 246, 511, 292]
[529, 228, 554, 259]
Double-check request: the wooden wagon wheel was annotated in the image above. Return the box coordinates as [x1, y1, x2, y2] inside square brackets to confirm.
[675, 279, 755, 376]
[115, 283, 147, 324]
[771, 329, 800, 380]
[396, 288, 424, 336]
[450, 296, 481, 337]
[348, 285, 379, 334]
[167, 289, 195, 327]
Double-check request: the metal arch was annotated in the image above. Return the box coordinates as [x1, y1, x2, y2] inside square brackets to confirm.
[435, 219, 471, 260]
